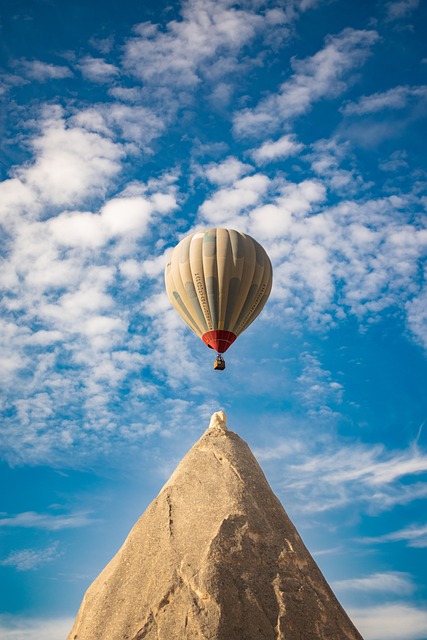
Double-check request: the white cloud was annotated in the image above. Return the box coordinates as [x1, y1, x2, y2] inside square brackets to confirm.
[108, 86, 144, 103]
[106, 104, 165, 146]
[342, 85, 427, 116]
[359, 523, 427, 548]
[379, 150, 408, 172]
[204, 156, 253, 185]
[0, 178, 37, 225]
[123, 0, 266, 89]
[15, 107, 124, 208]
[151, 191, 177, 213]
[199, 173, 270, 227]
[384, 0, 419, 21]
[29, 330, 63, 346]
[234, 28, 379, 137]
[207, 81, 234, 108]
[256, 429, 427, 515]
[250, 178, 326, 239]
[332, 572, 414, 595]
[102, 196, 155, 234]
[0, 100, 179, 466]
[0, 71, 27, 96]
[89, 35, 115, 55]
[348, 603, 427, 640]
[142, 292, 206, 388]
[120, 0, 296, 120]
[78, 56, 120, 83]
[0, 616, 74, 640]
[70, 108, 112, 135]
[312, 545, 344, 557]
[0, 542, 62, 571]
[251, 134, 304, 164]
[296, 0, 330, 10]
[18, 60, 73, 81]
[47, 210, 108, 248]
[70, 103, 166, 148]
[292, 446, 427, 489]
[406, 279, 427, 348]
[48, 196, 157, 248]
[254, 440, 305, 462]
[120, 250, 171, 281]
[0, 511, 96, 530]
[294, 352, 344, 411]
[307, 137, 370, 195]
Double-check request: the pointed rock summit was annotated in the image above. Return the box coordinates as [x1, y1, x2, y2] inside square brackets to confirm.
[68, 411, 363, 640]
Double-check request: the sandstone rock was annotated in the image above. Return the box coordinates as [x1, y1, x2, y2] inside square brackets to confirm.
[68, 411, 363, 640]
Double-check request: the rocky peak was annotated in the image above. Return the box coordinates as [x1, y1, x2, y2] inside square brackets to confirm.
[68, 411, 363, 640]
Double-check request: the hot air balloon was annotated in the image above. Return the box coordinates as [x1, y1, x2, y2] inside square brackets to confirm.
[165, 228, 273, 370]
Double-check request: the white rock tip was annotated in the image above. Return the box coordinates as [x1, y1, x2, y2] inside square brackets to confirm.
[209, 411, 227, 431]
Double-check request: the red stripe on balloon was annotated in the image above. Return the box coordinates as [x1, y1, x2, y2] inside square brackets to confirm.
[202, 330, 237, 354]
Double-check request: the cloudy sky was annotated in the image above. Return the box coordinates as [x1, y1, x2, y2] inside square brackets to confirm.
[0, 0, 426, 637]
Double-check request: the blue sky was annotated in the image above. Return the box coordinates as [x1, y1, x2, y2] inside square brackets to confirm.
[0, 0, 426, 638]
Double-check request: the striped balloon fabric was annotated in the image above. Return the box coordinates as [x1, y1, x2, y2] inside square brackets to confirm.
[165, 228, 273, 355]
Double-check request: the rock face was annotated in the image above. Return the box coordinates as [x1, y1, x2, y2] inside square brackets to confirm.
[68, 411, 363, 640]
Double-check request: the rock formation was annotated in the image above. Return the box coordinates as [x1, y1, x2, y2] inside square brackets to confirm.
[68, 411, 363, 640]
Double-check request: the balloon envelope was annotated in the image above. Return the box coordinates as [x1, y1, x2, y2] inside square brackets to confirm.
[165, 228, 273, 354]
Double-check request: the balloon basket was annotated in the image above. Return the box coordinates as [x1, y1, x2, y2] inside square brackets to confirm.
[213, 355, 226, 371]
